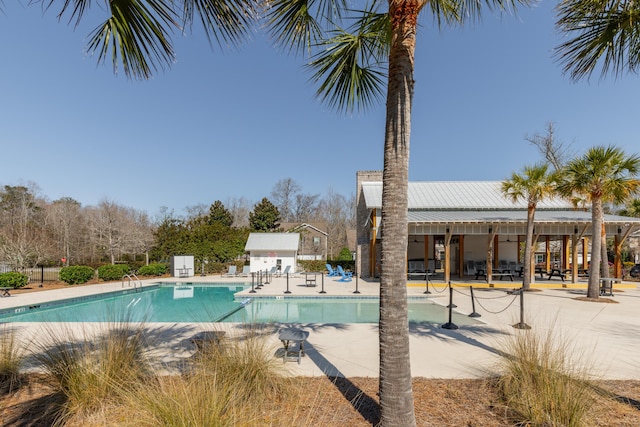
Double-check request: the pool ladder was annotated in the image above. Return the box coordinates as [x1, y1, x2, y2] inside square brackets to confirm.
[122, 274, 142, 291]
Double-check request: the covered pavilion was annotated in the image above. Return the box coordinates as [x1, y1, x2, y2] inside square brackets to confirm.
[355, 171, 640, 283]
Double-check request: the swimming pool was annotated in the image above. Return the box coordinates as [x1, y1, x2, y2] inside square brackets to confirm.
[0, 283, 479, 325]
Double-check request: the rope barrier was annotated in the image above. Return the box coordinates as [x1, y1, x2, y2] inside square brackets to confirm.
[473, 293, 520, 315]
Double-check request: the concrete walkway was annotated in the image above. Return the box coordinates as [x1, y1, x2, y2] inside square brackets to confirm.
[1, 274, 638, 380]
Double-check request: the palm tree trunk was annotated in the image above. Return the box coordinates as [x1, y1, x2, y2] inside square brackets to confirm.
[600, 223, 608, 278]
[588, 199, 603, 298]
[523, 206, 535, 289]
[378, 1, 418, 425]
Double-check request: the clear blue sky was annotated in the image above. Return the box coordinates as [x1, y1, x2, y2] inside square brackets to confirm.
[2, 1, 639, 217]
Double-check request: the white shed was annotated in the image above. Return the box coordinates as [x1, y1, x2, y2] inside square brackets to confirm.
[244, 233, 300, 274]
[170, 255, 195, 277]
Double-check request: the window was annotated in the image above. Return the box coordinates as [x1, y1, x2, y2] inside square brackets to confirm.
[313, 237, 321, 246]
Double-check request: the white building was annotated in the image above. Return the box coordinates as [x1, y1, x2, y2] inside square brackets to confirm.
[244, 233, 300, 273]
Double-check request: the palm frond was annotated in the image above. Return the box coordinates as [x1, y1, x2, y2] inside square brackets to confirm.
[85, 0, 179, 79]
[265, 0, 323, 53]
[307, 9, 389, 112]
[45, 0, 93, 27]
[555, 0, 640, 81]
[183, 0, 258, 47]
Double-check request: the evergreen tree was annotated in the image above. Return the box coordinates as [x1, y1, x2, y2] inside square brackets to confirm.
[249, 198, 280, 232]
[208, 200, 233, 227]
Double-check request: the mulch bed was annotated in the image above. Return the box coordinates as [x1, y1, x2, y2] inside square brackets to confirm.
[2, 376, 640, 426]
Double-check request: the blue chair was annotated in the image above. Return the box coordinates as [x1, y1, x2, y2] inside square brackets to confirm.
[336, 265, 352, 282]
[326, 264, 339, 276]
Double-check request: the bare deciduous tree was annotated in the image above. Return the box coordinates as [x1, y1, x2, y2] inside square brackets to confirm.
[525, 122, 573, 171]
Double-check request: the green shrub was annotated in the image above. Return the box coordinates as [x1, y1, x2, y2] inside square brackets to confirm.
[298, 260, 326, 272]
[97, 264, 130, 281]
[60, 266, 95, 285]
[137, 263, 167, 276]
[0, 272, 29, 289]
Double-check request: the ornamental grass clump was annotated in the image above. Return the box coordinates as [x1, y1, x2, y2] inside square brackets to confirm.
[128, 328, 292, 426]
[0, 326, 24, 393]
[495, 325, 597, 427]
[33, 319, 150, 423]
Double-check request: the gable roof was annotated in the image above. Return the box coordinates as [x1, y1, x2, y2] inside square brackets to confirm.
[280, 222, 328, 236]
[361, 181, 572, 210]
[244, 233, 300, 251]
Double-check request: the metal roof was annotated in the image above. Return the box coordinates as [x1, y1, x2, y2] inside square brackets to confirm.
[362, 181, 572, 210]
[407, 210, 640, 225]
[244, 233, 300, 251]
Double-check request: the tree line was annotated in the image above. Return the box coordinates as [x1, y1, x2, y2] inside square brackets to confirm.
[0, 179, 355, 270]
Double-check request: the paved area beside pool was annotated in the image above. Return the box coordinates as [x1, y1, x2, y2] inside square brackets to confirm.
[1, 274, 639, 380]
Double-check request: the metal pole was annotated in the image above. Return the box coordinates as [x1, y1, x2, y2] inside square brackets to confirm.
[265, 268, 270, 284]
[512, 286, 531, 329]
[284, 272, 291, 294]
[441, 284, 458, 330]
[256, 270, 262, 289]
[39, 265, 44, 288]
[249, 272, 256, 293]
[319, 272, 326, 294]
[468, 286, 481, 318]
[423, 273, 431, 294]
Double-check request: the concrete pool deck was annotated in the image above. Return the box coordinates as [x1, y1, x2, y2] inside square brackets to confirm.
[1, 274, 639, 380]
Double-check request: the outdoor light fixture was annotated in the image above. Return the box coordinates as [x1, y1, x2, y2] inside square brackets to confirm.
[488, 226, 492, 234]
[574, 227, 578, 234]
[618, 227, 622, 234]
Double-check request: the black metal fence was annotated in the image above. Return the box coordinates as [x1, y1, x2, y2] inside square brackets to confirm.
[0, 266, 61, 283]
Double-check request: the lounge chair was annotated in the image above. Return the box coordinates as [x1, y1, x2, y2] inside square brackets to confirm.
[238, 265, 250, 276]
[223, 265, 237, 277]
[336, 265, 352, 282]
[326, 264, 339, 276]
[278, 265, 291, 277]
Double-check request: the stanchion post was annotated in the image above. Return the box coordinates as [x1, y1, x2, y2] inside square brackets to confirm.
[468, 286, 481, 318]
[423, 273, 431, 294]
[249, 272, 256, 294]
[284, 272, 291, 294]
[256, 270, 262, 289]
[441, 284, 458, 330]
[512, 286, 531, 329]
[319, 272, 326, 294]
[446, 282, 457, 308]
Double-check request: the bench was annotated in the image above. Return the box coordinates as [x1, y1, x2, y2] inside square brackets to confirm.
[600, 277, 622, 296]
[278, 328, 309, 364]
[547, 268, 570, 282]
[0, 287, 11, 297]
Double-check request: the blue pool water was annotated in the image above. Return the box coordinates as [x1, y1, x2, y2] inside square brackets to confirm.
[0, 284, 479, 325]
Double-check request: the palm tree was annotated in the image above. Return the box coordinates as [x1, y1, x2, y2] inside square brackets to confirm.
[619, 198, 640, 217]
[556, 146, 640, 298]
[501, 164, 557, 290]
[555, 0, 640, 81]
[35, 0, 533, 424]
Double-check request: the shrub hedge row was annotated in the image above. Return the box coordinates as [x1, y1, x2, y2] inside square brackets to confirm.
[59, 266, 95, 285]
[137, 263, 167, 276]
[97, 264, 130, 281]
[0, 272, 29, 288]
